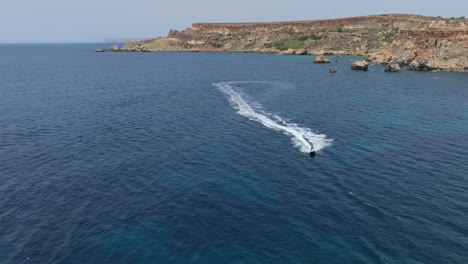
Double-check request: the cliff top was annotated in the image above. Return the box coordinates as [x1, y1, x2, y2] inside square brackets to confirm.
[192, 14, 466, 27]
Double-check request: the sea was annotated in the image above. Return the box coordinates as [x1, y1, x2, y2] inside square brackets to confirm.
[1, 44, 467, 264]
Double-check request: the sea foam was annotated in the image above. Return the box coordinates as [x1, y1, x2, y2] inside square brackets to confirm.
[214, 81, 332, 153]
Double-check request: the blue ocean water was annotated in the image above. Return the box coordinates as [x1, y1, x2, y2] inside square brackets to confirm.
[0, 44, 467, 264]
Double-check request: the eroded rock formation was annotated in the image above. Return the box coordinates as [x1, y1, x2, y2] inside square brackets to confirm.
[351, 61, 369, 71]
[384, 63, 401, 72]
[314, 55, 331, 63]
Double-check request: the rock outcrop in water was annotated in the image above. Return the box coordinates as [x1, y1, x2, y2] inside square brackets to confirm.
[384, 63, 401, 72]
[351, 61, 369, 71]
[314, 55, 331, 63]
[117, 14, 468, 71]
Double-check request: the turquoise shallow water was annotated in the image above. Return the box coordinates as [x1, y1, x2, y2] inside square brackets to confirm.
[0, 44, 468, 264]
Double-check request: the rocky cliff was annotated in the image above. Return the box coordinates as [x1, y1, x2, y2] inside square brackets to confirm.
[119, 14, 468, 71]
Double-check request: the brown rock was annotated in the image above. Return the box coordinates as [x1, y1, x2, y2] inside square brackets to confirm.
[400, 50, 417, 65]
[384, 63, 401, 72]
[351, 60, 369, 71]
[365, 54, 375, 62]
[280, 49, 296, 55]
[408, 57, 432, 71]
[110, 45, 120, 52]
[295, 49, 308, 55]
[314, 55, 331, 63]
[404, 41, 416, 50]
[329, 67, 338, 73]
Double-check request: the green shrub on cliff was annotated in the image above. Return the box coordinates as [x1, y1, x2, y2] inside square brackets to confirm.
[370, 26, 384, 34]
[281, 30, 327, 41]
[298, 35, 309, 41]
[383, 29, 399, 42]
[285, 29, 295, 36]
[287, 40, 305, 49]
[298, 34, 327, 41]
[263, 33, 327, 50]
[264, 40, 289, 51]
[209, 41, 224, 49]
[264, 39, 303, 51]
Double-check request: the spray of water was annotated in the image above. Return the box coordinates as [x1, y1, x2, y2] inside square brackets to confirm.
[213, 81, 332, 153]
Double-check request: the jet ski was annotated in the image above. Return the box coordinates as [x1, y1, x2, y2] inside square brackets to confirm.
[309, 144, 316, 157]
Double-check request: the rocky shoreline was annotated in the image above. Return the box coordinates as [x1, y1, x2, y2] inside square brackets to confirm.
[99, 14, 468, 72]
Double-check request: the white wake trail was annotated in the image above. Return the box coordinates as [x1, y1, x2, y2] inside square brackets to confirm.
[214, 81, 332, 153]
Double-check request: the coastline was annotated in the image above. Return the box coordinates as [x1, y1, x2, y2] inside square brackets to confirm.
[99, 14, 468, 72]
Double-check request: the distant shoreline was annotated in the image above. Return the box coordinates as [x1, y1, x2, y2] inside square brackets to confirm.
[101, 14, 467, 72]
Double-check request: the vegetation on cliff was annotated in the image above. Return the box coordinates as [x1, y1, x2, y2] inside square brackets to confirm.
[119, 14, 468, 71]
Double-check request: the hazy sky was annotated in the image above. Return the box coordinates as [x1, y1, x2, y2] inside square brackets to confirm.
[1, 0, 466, 43]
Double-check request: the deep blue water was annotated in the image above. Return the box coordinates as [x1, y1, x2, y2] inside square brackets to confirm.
[1, 44, 468, 264]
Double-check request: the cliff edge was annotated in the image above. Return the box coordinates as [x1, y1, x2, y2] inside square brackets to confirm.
[120, 14, 468, 71]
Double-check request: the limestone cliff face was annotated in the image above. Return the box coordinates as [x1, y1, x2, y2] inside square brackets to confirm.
[368, 28, 468, 71]
[121, 14, 468, 71]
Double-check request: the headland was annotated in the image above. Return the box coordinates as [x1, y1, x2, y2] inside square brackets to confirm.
[105, 14, 468, 71]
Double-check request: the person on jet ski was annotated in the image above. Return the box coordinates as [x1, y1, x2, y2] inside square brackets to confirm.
[309, 143, 316, 157]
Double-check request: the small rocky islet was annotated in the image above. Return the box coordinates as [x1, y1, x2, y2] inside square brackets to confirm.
[98, 14, 468, 72]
